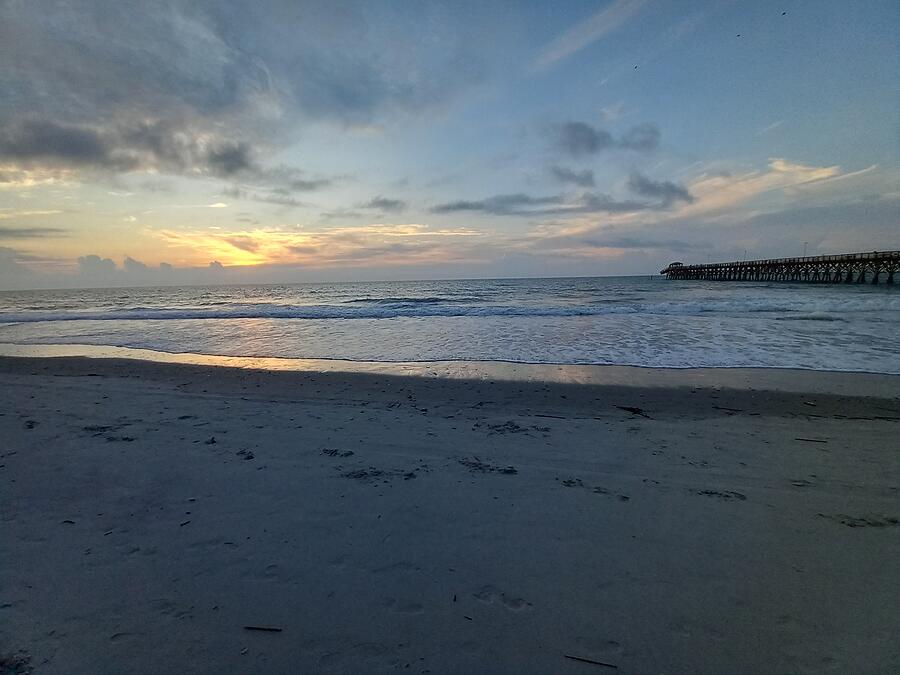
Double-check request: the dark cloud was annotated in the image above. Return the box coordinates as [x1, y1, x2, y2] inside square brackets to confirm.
[205, 143, 256, 176]
[0, 119, 110, 165]
[578, 193, 655, 213]
[0, 226, 67, 240]
[618, 123, 660, 151]
[359, 196, 407, 212]
[628, 172, 694, 205]
[431, 193, 561, 215]
[222, 186, 312, 208]
[549, 166, 595, 187]
[0, 118, 267, 181]
[0, 1, 489, 150]
[557, 122, 613, 157]
[1, 2, 491, 192]
[208, 260, 225, 270]
[553, 121, 662, 156]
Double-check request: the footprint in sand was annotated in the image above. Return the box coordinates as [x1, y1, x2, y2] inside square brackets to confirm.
[381, 598, 425, 614]
[472, 585, 532, 611]
[109, 632, 135, 642]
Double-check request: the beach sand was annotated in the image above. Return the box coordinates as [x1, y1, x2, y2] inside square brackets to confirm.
[2, 356, 899, 673]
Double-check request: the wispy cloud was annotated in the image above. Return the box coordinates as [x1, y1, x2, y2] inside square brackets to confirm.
[358, 196, 407, 212]
[0, 226, 67, 239]
[549, 166, 595, 187]
[0, 209, 63, 220]
[756, 120, 784, 136]
[533, 0, 647, 71]
[0, 164, 73, 189]
[628, 172, 694, 205]
[152, 223, 484, 267]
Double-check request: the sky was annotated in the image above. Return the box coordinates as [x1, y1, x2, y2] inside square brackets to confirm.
[0, 0, 897, 289]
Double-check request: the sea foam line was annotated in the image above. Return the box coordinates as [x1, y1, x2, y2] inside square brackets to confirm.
[2, 296, 899, 323]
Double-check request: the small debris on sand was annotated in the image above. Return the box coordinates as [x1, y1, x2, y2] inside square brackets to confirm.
[615, 406, 651, 419]
[459, 457, 517, 475]
[243, 625, 283, 632]
[563, 653, 618, 668]
[818, 514, 899, 528]
[321, 448, 354, 458]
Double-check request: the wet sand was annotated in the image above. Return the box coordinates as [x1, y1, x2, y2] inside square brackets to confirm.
[2, 356, 899, 673]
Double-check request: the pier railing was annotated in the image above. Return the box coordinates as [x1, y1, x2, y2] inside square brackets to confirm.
[660, 250, 899, 284]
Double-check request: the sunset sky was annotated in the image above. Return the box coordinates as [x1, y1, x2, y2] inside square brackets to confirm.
[1, 0, 897, 289]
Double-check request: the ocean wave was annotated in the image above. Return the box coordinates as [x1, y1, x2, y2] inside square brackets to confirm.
[342, 296, 485, 305]
[2, 296, 899, 323]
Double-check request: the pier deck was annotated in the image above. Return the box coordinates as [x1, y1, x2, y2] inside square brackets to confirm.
[661, 251, 899, 284]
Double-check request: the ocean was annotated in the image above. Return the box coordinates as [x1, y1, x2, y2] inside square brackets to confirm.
[0, 276, 898, 373]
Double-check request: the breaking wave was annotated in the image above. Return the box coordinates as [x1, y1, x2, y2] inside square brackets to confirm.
[2, 295, 898, 324]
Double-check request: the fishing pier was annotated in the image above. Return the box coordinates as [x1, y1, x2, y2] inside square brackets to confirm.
[661, 251, 899, 284]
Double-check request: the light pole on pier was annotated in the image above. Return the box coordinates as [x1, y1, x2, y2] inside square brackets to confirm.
[803, 241, 808, 257]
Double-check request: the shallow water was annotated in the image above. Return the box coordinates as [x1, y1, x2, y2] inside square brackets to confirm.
[1, 277, 898, 372]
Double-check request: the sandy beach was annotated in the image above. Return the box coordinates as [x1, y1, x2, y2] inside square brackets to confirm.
[2, 355, 899, 673]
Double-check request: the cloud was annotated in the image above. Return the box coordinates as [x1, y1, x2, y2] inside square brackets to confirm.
[152, 223, 484, 268]
[0, 3, 494, 199]
[77, 254, 117, 276]
[674, 158, 844, 219]
[557, 122, 613, 157]
[0, 164, 73, 189]
[554, 121, 660, 156]
[123, 256, 148, 273]
[0, 226, 67, 240]
[549, 166, 595, 187]
[534, 0, 647, 70]
[224, 236, 261, 253]
[0, 209, 63, 220]
[359, 196, 407, 212]
[222, 186, 312, 208]
[0, 2, 488, 154]
[0, 118, 339, 196]
[0, 119, 111, 165]
[628, 172, 694, 205]
[433, 168, 698, 217]
[432, 190, 669, 217]
[205, 143, 255, 176]
[432, 193, 562, 215]
[757, 120, 784, 136]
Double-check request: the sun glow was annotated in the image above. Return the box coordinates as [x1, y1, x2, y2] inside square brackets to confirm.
[152, 223, 485, 268]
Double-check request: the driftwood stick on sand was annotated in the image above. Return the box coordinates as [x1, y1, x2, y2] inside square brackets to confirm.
[563, 653, 618, 668]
